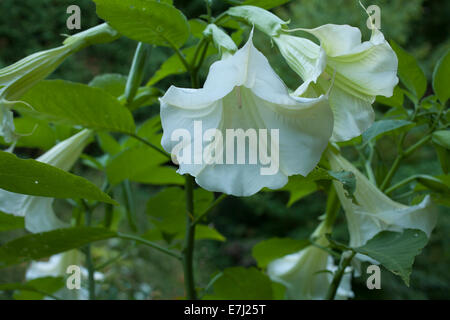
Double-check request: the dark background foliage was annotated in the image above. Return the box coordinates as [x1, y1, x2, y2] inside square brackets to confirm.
[0, 0, 449, 299]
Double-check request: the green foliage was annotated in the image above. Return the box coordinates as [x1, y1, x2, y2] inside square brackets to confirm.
[94, 0, 190, 48]
[0, 212, 24, 232]
[354, 229, 429, 286]
[0, 228, 117, 268]
[204, 267, 274, 299]
[252, 238, 309, 268]
[18, 80, 136, 134]
[0, 151, 115, 204]
[0, 277, 64, 300]
[432, 50, 450, 104]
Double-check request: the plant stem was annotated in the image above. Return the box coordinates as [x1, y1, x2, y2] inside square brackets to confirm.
[324, 187, 340, 230]
[117, 233, 182, 260]
[81, 200, 96, 300]
[182, 175, 197, 300]
[124, 42, 149, 106]
[325, 251, 356, 300]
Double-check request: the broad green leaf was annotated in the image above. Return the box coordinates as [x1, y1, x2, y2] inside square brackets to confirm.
[432, 130, 450, 150]
[94, 0, 189, 48]
[0, 211, 25, 231]
[433, 143, 449, 174]
[280, 178, 317, 207]
[376, 86, 404, 108]
[206, 267, 273, 300]
[146, 45, 217, 86]
[252, 238, 310, 268]
[390, 41, 427, 100]
[203, 24, 237, 53]
[227, 5, 288, 37]
[106, 146, 183, 185]
[123, 116, 162, 149]
[0, 277, 64, 300]
[189, 19, 208, 39]
[354, 229, 429, 286]
[432, 49, 450, 104]
[97, 132, 122, 156]
[178, 225, 225, 242]
[0, 117, 57, 151]
[88, 73, 128, 98]
[362, 120, 414, 146]
[241, 0, 291, 10]
[0, 151, 116, 204]
[0, 227, 117, 268]
[146, 187, 213, 234]
[18, 80, 135, 134]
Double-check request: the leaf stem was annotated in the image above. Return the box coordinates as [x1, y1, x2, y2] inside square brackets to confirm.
[81, 200, 96, 300]
[117, 233, 182, 260]
[127, 133, 171, 159]
[192, 194, 227, 226]
[325, 251, 356, 300]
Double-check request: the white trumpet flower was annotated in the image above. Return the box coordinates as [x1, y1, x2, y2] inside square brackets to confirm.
[0, 129, 92, 233]
[26, 250, 104, 300]
[0, 24, 118, 143]
[160, 32, 334, 196]
[274, 24, 398, 141]
[327, 150, 437, 248]
[267, 222, 354, 300]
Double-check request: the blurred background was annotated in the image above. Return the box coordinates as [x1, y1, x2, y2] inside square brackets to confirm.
[0, 0, 449, 299]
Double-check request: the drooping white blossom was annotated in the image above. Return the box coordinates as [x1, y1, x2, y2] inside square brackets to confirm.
[0, 129, 92, 232]
[267, 222, 354, 300]
[160, 32, 334, 196]
[327, 150, 437, 248]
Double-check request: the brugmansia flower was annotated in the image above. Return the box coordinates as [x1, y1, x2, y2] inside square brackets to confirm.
[327, 150, 437, 248]
[274, 25, 398, 141]
[160, 32, 333, 196]
[267, 222, 354, 300]
[273, 25, 398, 141]
[26, 250, 103, 300]
[0, 24, 119, 143]
[0, 129, 92, 233]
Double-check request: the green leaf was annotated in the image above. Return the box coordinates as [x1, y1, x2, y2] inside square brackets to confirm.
[354, 229, 429, 286]
[189, 19, 208, 39]
[376, 86, 404, 108]
[106, 146, 183, 186]
[96, 132, 122, 156]
[432, 49, 450, 104]
[0, 151, 116, 204]
[0, 276, 65, 300]
[19, 80, 135, 134]
[0, 227, 117, 268]
[206, 267, 274, 300]
[227, 5, 288, 37]
[146, 45, 217, 86]
[280, 178, 317, 207]
[433, 143, 449, 174]
[0, 117, 57, 151]
[181, 225, 225, 242]
[88, 73, 128, 98]
[240, 0, 291, 10]
[432, 130, 450, 150]
[94, 0, 189, 48]
[414, 174, 450, 194]
[390, 41, 427, 100]
[328, 170, 356, 198]
[252, 238, 309, 268]
[146, 187, 213, 234]
[362, 119, 414, 146]
[0, 211, 25, 231]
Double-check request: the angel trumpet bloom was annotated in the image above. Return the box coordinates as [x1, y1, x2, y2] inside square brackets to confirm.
[0, 24, 119, 143]
[26, 250, 104, 300]
[0, 129, 92, 233]
[274, 24, 398, 141]
[267, 222, 354, 300]
[327, 150, 437, 248]
[160, 32, 334, 196]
